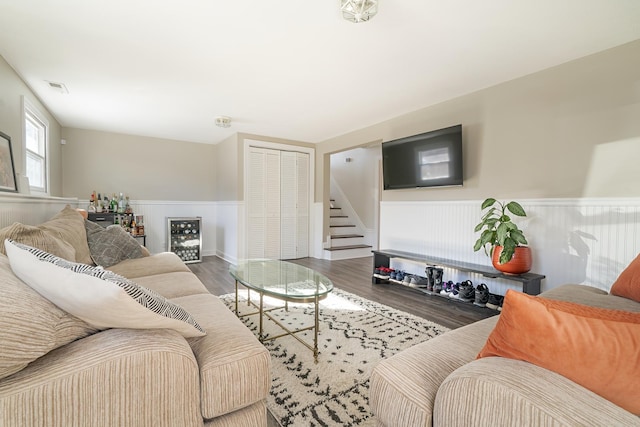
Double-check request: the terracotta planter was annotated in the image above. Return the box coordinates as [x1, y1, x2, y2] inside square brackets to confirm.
[492, 246, 532, 275]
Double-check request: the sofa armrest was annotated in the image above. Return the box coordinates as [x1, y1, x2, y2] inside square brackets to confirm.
[370, 316, 498, 427]
[434, 357, 639, 427]
[0, 328, 202, 427]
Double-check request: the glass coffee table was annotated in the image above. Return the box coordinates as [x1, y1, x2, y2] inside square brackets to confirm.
[229, 260, 333, 362]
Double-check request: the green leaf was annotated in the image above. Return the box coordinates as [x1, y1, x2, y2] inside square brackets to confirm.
[480, 230, 495, 246]
[481, 198, 496, 210]
[496, 223, 509, 245]
[499, 239, 517, 264]
[503, 238, 516, 251]
[481, 208, 497, 221]
[499, 248, 512, 264]
[474, 222, 484, 232]
[485, 218, 498, 227]
[500, 214, 511, 223]
[506, 201, 526, 217]
[473, 239, 483, 252]
[511, 229, 528, 245]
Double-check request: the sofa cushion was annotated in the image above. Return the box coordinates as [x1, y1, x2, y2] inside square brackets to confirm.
[610, 253, 640, 303]
[108, 252, 191, 279]
[370, 316, 496, 427]
[0, 222, 76, 261]
[5, 240, 206, 338]
[478, 289, 640, 415]
[541, 284, 640, 312]
[173, 293, 271, 418]
[39, 205, 94, 265]
[435, 358, 640, 426]
[134, 272, 209, 299]
[0, 253, 98, 380]
[84, 220, 146, 267]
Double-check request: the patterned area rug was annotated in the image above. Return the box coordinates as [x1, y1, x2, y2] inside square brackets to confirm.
[220, 288, 450, 427]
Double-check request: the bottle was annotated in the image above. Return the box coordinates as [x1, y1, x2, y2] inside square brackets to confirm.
[88, 193, 96, 212]
[110, 194, 117, 213]
[118, 193, 125, 213]
[130, 218, 136, 235]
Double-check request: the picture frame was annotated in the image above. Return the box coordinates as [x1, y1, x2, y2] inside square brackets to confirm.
[0, 131, 18, 193]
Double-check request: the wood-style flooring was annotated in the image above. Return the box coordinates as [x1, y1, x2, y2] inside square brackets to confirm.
[188, 255, 496, 329]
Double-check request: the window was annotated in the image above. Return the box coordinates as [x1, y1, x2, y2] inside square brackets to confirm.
[23, 97, 49, 193]
[419, 147, 451, 181]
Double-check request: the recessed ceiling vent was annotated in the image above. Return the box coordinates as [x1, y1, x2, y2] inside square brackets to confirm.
[46, 81, 69, 94]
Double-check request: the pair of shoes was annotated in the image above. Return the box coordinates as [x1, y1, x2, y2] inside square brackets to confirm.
[432, 268, 444, 294]
[409, 276, 429, 288]
[473, 283, 490, 307]
[403, 275, 412, 286]
[390, 270, 405, 281]
[424, 266, 436, 292]
[486, 293, 504, 311]
[440, 281, 453, 297]
[448, 282, 460, 299]
[374, 266, 393, 278]
[432, 280, 443, 294]
[458, 280, 475, 302]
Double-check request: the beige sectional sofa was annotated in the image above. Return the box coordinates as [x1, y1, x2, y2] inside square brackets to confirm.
[370, 284, 640, 426]
[0, 206, 270, 426]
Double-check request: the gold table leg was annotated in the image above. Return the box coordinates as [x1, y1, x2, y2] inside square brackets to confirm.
[234, 280, 238, 314]
[313, 295, 319, 363]
[259, 292, 264, 339]
[233, 283, 326, 364]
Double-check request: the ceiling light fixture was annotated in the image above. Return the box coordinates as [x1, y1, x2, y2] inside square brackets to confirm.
[215, 116, 232, 128]
[341, 0, 378, 23]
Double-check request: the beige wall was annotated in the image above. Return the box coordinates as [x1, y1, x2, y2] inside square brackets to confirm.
[331, 146, 380, 229]
[214, 133, 241, 201]
[0, 56, 64, 196]
[61, 128, 216, 201]
[316, 39, 640, 205]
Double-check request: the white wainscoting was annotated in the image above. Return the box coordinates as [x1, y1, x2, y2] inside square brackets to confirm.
[0, 194, 80, 229]
[380, 198, 640, 294]
[116, 200, 218, 258]
[7, 196, 635, 293]
[215, 201, 242, 264]
[1, 196, 241, 265]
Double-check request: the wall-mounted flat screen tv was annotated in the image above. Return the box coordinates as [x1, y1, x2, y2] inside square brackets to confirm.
[382, 124, 463, 190]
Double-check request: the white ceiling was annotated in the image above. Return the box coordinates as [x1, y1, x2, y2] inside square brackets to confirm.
[1, 1, 639, 145]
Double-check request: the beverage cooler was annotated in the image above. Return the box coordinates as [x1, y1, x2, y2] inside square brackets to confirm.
[167, 217, 202, 263]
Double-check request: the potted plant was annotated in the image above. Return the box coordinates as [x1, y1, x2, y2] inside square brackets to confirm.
[473, 198, 532, 274]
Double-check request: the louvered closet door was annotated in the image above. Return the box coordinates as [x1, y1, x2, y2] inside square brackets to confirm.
[280, 151, 309, 259]
[247, 146, 309, 260]
[264, 150, 281, 259]
[280, 152, 297, 259]
[247, 148, 266, 259]
[247, 147, 281, 259]
[295, 152, 309, 258]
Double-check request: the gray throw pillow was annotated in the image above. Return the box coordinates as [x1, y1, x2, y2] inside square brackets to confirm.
[85, 220, 145, 267]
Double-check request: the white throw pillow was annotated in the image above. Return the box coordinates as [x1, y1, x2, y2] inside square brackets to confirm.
[5, 239, 205, 338]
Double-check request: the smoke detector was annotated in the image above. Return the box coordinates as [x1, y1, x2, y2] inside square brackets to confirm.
[46, 80, 69, 94]
[215, 116, 231, 128]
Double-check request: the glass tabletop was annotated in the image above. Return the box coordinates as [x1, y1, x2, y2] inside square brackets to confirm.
[229, 260, 334, 300]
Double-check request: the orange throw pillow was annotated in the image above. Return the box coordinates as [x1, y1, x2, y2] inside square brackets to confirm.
[477, 289, 640, 415]
[610, 253, 640, 303]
